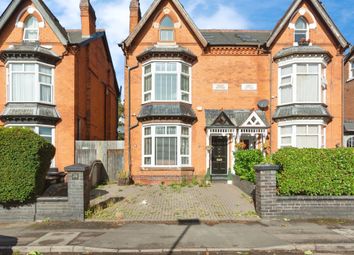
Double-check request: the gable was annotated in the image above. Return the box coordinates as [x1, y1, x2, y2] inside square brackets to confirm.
[241, 112, 267, 128]
[0, 0, 69, 45]
[212, 112, 235, 127]
[266, 0, 348, 49]
[123, 0, 207, 49]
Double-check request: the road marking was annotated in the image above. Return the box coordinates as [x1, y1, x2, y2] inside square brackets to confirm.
[28, 232, 80, 246]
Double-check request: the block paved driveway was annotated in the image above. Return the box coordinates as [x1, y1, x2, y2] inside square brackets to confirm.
[89, 183, 258, 222]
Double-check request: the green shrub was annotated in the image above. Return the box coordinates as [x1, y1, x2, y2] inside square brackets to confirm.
[234, 150, 264, 183]
[0, 127, 55, 205]
[273, 148, 354, 196]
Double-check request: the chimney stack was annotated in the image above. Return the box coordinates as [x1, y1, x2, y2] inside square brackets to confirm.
[130, 0, 141, 33]
[80, 0, 96, 38]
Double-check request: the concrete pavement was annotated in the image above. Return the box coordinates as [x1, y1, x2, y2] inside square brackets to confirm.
[1, 220, 354, 254]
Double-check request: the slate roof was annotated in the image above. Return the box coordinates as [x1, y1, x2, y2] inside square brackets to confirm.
[200, 30, 271, 46]
[2, 43, 59, 57]
[0, 103, 61, 125]
[344, 120, 354, 133]
[137, 46, 197, 63]
[205, 110, 269, 128]
[274, 46, 331, 60]
[273, 104, 331, 120]
[138, 103, 197, 120]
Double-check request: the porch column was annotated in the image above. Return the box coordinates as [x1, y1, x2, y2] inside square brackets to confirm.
[231, 130, 237, 174]
[206, 129, 210, 173]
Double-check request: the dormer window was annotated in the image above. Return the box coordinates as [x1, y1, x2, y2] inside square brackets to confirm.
[23, 16, 39, 41]
[160, 16, 174, 42]
[294, 17, 308, 44]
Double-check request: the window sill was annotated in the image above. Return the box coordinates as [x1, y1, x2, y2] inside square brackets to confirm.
[141, 166, 194, 172]
[346, 77, 354, 83]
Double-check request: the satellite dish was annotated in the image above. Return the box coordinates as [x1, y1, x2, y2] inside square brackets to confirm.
[257, 99, 269, 110]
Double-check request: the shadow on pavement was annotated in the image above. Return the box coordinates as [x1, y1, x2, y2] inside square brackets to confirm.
[0, 235, 17, 255]
[167, 219, 201, 255]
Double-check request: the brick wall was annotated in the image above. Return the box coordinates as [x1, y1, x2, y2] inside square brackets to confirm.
[0, 164, 90, 222]
[255, 165, 354, 219]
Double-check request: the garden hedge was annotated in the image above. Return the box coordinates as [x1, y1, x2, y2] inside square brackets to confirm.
[0, 127, 55, 205]
[234, 149, 264, 183]
[273, 148, 354, 196]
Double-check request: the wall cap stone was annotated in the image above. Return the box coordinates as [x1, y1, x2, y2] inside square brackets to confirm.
[254, 164, 280, 172]
[65, 164, 90, 172]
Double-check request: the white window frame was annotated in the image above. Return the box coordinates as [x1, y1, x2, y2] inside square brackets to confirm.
[142, 60, 192, 104]
[5, 124, 56, 166]
[278, 120, 326, 149]
[278, 59, 326, 106]
[6, 61, 55, 104]
[23, 16, 39, 42]
[294, 17, 309, 46]
[349, 60, 354, 81]
[347, 136, 354, 148]
[142, 124, 192, 168]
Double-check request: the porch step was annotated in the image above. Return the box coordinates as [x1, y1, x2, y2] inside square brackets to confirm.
[211, 175, 228, 183]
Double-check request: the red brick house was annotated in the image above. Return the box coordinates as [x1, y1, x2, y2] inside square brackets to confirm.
[120, 0, 349, 184]
[344, 47, 354, 147]
[0, 0, 119, 170]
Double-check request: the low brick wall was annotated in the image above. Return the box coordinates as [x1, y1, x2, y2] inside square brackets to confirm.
[0, 164, 90, 222]
[255, 165, 354, 219]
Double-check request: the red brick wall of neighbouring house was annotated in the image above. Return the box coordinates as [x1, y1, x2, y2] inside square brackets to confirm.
[0, 0, 118, 171]
[344, 59, 354, 121]
[124, 0, 346, 184]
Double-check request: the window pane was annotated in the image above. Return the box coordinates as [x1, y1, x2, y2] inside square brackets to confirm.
[347, 137, 354, 148]
[144, 75, 152, 92]
[156, 63, 165, 72]
[24, 30, 38, 40]
[297, 64, 307, 73]
[25, 16, 39, 28]
[280, 85, 292, 104]
[39, 65, 51, 74]
[297, 135, 318, 148]
[167, 126, 177, 135]
[12, 73, 35, 101]
[144, 93, 151, 101]
[281, 137, 292, 145]
[182, 93, 189, 102]
[160, 16, 174, 27]
[144, 127, 151, 136]
[160, 30, 174, 41]
[144, 138, 152, 155]
[297, 74, 319, 102]
[39, 127, 52, 136]
[40, 74, 52, 84]
[281, 66, 292, 76]
[144, 64, 151, 74]
[182, 127, 189, 135]
[281, 77, 291, 85]
[295, 32, 306, 43]
[40, 84, 52, 102]
[295, 18, 307, 29]
[281, 126, 292, 135]
[155, 74, 177, 100]
[182, 64, 189, 74]
[308, 64, 318, 74]
[166, 63, 177, 72]
[12, 64, 23, 72]
[24, 64, 35, 72]
[297, 126, 307, 135]
[155, 137, 177, 165]
[181, 137, 189, 155]
[156, 126, 165, 135]
[308, 126, 319, 135]
[181, 75, 189, 92]
[144, 157, 151, 165]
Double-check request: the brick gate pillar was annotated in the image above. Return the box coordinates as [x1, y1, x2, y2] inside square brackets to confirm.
[255, 164, 280, 218]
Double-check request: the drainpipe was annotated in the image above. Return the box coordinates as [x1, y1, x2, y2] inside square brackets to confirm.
[269, 51, 273, 153]
[118, 43, 139, 180]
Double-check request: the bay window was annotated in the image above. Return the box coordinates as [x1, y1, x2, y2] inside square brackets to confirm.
[143, 125, 191, 167]
[279, 123, 325, 148]
[6, 125, 54, 144]
[143, 61, 191, 103]
[7, 62, 54, 104]
[279, 63, 325, 105]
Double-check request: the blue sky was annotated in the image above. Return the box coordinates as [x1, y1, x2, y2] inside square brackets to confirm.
[0, 0, 353, 91]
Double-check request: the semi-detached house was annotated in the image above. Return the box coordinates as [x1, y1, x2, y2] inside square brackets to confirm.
[120, 0, 349, 184]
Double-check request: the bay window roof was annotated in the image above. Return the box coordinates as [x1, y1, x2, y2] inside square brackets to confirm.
[0, 44, 61, 65]
[137, 46, 197, 64]
[273, 104, 331, 122]
[274, 46, 332, 61]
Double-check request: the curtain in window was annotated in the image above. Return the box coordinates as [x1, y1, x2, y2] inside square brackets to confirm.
[12, 73, 35, 101]
[280, 86, 292, 104]
[155, 137, 177, 165]
[297, 74, 318, 102]
[155, 74, 177, 100]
